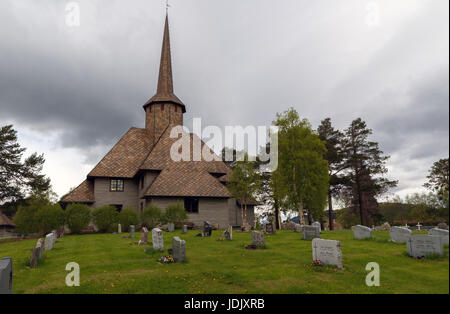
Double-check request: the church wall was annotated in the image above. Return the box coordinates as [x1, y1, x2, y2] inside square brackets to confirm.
[147, 197, 230, 229]
[93, 178, 139, 210]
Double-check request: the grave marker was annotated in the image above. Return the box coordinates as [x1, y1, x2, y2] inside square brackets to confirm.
[312, 239, 343, 269]
[45, 233, 54, 251]
[130, 225, 135, 238]
[0, 257, 13, 294]
[172, 237, 186, 263]
[140, 227, 149, 244]
[152, 228, 164, 251]
[252, 231, 265, 247]
[407, 235, 444, 258]
[428, 228, 449, 246]
[168, 223, 175, 232]
[390, 226, 412, 244]
[302, 225, 320, 240]
[353, 225, 372, 240]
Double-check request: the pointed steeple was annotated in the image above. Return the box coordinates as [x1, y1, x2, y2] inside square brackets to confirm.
[144, 13, 185, 112]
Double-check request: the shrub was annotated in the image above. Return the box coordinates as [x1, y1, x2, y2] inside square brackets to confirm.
[118, 208, 139, 232]
[92, 205, 119, 233]
[35, 204, 65, 234]
[141, 204, 162, 229]
[162, 203, 188, 227]
[14, 197, 50, 234]
[65, 203, 91, 234]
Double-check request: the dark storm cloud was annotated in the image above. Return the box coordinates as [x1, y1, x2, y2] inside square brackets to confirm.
[0, 0, 448, 195]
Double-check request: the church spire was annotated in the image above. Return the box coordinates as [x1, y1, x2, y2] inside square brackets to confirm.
[144, 13, 185, 113]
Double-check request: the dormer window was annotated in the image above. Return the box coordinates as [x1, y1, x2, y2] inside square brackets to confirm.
[110, 179, 124, 192]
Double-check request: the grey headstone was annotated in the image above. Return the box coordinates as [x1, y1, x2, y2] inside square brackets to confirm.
[223, 225, 233, 240]
[182, 225, 187, 233]
[118, 224, 122, 234]
[428, 228, 449, 246]
[152, 228, 164, 251]
[45, 233, 54, 251]
[30, 239, 43, 268]
[312, 222, 321, 233]
[390, 226, 412, 243]
[294, 224, 302, 233]
[168, 223, 175, 233]
[140, 227, 149, 244]
[252, 231, 265, 246]
[437, 223, 448, 230]
[302, 225, 320, 240]
[37, 238, 44, 259]
[172, 237, 186, 263]
[312, 239, 343, 269]
[407, 235, 444, 258]
[130, 225, 135, 238]
[0, 257, 13, 294]
[264, 222, 275, 234]
[353, 225, 373, 240]
[51, 230, 57, 243]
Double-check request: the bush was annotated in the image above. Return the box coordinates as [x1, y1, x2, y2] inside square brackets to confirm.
[141, 204, 162, 229]
[118, 208, 139, 232]
[14, 197, 50, 234]
[92, 205, 119, 233]
[35, 204, 65, 234]
[65, 204, 91, 234]
[162, 203, 188, 227]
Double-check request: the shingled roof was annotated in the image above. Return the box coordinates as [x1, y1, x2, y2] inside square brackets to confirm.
[88, 128, 154, 178]
[0, 213, 15, 228]
[60, 180, 95, 203]
[144, 163, 231, 198]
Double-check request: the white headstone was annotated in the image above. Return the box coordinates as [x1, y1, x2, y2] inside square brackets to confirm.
[140, 227, 149, 243]
[302, 225, 320, 240]
[312, 222, 321, 232]
[407, 235, 444, 258]
[390, 226, 412, 244]
[118, 224, 122, 234]
[45, 233, 54, 251]
[168, 223, 175, 232]
[294, 224, 302, 233]
[172, 237, 186, 263]
[312, 239, 343, 269]
[353, 225, 372, 240]
[152, 228, 164, 251]
[428, 228, 449, 246]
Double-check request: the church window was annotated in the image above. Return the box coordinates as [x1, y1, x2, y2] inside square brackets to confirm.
[184, 198, 199, 213]
[110, 179, 124, 192]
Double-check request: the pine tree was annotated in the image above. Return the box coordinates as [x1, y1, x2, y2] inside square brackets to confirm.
[0, 125, 51, 205]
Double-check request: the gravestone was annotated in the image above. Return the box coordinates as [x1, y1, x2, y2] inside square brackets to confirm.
[437, 222, 448, 230]
[152, 228, 164, 251]
[140, 227, 149, 244]
[203, 221, 213, 237]
[130, 225, 135, 238]
[302, 225, 320, 240]
[172, 237, 186, 263]
[264, 222, 276, 234]
[168, 223, 175, 232]
[312, 222, 321, 233]
[390, 226, 412, 243]
[118, 224, 122, 234]
[30, 239, 43, 268]
[37, 238, 44, 259]
[45, 233, 54, 251]
[182, 225, 187, 233]
[407, 235, 444, 258]
[294, 224, 302, 233]
[252, 231, 265, 247]
[51, 230, 57, 243]
[0, 257, 13, 294]
[242, 223, 251, 232]
[223, 226, 233, 240]
[353, 225, 372, 240]
[312, 239, 343, 269]
[428, 228, 449, 246]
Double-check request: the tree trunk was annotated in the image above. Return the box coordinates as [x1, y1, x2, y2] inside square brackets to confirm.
[240, 200, 244, 227]
[274, 198, 281, 230]
[328, 189, 334, 230]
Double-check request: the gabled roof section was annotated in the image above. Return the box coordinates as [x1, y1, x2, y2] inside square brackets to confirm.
[0, 213, 15, 227]
[88, 128, 154, 178]
[144, 14, 185, 112]
[144, 163, 231, 198]
[60, 180, 95, 203]
[140, 127, 231, 175]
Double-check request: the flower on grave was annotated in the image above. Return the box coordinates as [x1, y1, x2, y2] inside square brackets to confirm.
[312, 260, 323, 266]
[158, 255, 175, 264]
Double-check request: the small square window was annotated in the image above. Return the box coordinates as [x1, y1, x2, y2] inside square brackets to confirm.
[110, 179, 124, 192]
[184, 198, 199, 213]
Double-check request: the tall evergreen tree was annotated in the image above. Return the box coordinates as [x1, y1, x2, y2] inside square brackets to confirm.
[342, 118, 397, 226]
[317, 118, 346, 230]
[424, 158, 449, 197]
[0, 125, 51, 205]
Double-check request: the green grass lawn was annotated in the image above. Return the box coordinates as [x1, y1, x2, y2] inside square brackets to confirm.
[0, 230, 448, 294]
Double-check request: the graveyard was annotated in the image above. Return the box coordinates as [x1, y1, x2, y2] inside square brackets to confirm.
[0, 229, 448, 294]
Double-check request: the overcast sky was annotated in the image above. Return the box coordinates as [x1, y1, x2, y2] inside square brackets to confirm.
[0, 0, 448, 201]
